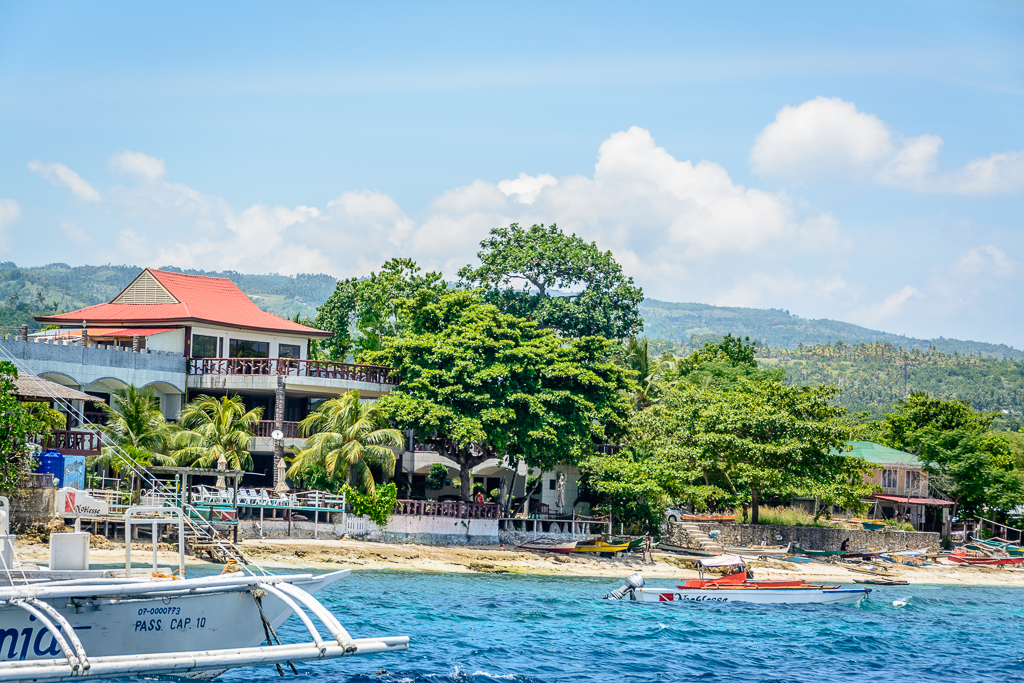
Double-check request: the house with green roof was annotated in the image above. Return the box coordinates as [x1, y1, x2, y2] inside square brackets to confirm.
[845, 441, 952, 531]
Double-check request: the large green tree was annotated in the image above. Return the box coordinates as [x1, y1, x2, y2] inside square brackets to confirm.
[458, 223, 644, 340]
[313, 258, 447, 360]
[878, 393, 1024, 519]
[366, 289, 632, 502]
[0, 362, 44, 495]
[287, 390, 404, 497]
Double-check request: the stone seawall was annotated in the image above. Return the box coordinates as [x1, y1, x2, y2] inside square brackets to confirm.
[10, 487, 56, 531]
[665, 522, 940, 552]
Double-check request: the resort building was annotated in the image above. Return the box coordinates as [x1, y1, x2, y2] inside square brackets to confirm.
[3, 268, 395, 486]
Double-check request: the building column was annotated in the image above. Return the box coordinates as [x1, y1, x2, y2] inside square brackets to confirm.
[272, 375, 286, 488]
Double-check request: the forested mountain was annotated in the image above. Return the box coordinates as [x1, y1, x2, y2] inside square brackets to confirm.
[640, 299, 1023, 360]
[756, 342, 1024, 419]
[1, 261, 1019, 371]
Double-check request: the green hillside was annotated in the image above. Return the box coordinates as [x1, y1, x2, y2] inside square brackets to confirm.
[640, 299, 1023, 360]
[758, 342, 1024, 420]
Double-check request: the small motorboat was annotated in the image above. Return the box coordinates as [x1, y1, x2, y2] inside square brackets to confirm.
[777, 556, 813, 564]
[725, 542, 792, 558]
[836, 561, 900, 578]
[841, 549, 887, 559]
[515, 538, 578, 554]
[854, 578, 909, 585]
[605, 556, 869, 605]
[965, 536, 1024, 556]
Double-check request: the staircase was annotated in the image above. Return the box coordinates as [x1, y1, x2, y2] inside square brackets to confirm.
[181, 504, 251, 566]
[678, 522, 725, 555]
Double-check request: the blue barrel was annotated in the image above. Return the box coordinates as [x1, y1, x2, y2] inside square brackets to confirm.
[37, 450, 65, 485]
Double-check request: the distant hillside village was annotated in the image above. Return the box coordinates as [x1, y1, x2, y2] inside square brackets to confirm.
[1, 224, 1022, 551]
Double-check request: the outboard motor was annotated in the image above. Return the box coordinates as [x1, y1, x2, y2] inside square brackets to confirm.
[605, 572, 645, 600]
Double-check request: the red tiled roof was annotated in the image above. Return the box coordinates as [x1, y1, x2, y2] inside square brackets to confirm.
[36, 269, 331, 337]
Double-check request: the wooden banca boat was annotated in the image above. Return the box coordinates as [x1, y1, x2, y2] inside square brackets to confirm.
[515, 538, 578, 554]
[724, 542, 792, 559]
[966, 536, 1024, 557]
[605, 556, 869, 605]
[0, 497, 408, 682]
[798, 548, 845, 557]
[572, 539, 631, 555]
[948, 549, 1024, 567]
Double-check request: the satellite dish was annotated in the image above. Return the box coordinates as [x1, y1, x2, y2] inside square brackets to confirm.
[271, 429, 284, 441]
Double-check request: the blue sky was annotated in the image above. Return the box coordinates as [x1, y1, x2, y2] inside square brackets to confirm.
[1, 1, 1022, 346]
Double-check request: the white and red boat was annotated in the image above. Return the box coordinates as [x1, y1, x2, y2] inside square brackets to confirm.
[515, 538, 577, 554]
[605, 556, 870, 605]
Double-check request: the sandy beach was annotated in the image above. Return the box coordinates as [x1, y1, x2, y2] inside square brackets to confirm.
[13, 536, 1024, 587]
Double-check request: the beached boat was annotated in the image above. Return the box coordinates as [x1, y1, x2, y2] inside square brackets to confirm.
[605, 557, 870, 605]
[854, 578, 909, 586]
[967, 537, 1024, 556]
[836, 562, 899, 578]
[657, 543, 720, 557]
[841, 549, 887, 559]
[515, 538, 577, 554]
[777, 556, 813, 564]
[798, 548, 845, 557]
[0, 498, 407, 681]
[573, 540, 631, 554]
[724, 542, 792, 558]
[679, 514, 738, 522]
[948, 550, 1024, 566]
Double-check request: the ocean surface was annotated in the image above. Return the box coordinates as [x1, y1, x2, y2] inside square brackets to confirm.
[208, 569, 1024, 683]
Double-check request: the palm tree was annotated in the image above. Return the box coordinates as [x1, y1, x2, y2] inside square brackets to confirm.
[287, 390, 403, 497]
[90, 385, 172, 475]
[171, 395, 262, 470]
[620, 337, 675, 409]
[100, 385, 169, 452]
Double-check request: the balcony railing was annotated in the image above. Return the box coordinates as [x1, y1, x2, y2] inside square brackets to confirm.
[189, 357, 397, 384]
[253, 420, 304, 439]
[31, 429, 103, 455]
[393, 499, 500, 520]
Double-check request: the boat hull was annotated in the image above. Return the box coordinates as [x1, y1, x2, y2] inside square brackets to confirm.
[949, 555, 1024, 566]
[0, 572, 346, 674]
[630, 587, 868, 605]
[515, 541, 577, 554]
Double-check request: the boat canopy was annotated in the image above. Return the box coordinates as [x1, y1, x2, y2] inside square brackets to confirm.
[698, 554, 744, 568]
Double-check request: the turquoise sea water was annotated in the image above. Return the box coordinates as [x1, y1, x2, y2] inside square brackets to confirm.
[215, 570, 1024, 683]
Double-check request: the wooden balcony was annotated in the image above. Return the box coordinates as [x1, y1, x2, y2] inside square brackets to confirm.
[32, 429, 102, 456]
[253, 420, 303, 439]
[189, 357, 397, 385]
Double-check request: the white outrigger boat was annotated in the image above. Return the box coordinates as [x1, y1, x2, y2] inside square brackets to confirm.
[605, 555, 870, 606]
[0, 496, 408, 681]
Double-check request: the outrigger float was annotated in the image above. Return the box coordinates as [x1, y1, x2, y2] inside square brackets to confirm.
[605, 555, 870, 605]
[0, 498, 408, 681]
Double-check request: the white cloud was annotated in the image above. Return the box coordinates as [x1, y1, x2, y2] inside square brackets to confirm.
[27, 160, 101, 202]
[108, 151, 166, 181]
[749, 97, 893, 180]
[751, 97, 1024, 195]
[859, 285, 921, 324]
[59, 222, 92, 247]
[940, 150, 1024, 195]
[0, 199, 21, 231]
[20, 134, 846, 312]
[953, 245, 1013, 278]
[0, 199, 21, 249]
[497, 172, 557, 204]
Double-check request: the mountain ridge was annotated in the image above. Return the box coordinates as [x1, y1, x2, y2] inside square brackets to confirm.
[0, 262, 1017, 360]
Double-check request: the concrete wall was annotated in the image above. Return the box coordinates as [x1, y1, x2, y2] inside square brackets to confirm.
[238, 514, 499, 545]
[665, 522, 940, 552]
[9, 487, 57, 530]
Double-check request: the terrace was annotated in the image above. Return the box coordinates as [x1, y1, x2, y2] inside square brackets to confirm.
[187, 357, 397, 399]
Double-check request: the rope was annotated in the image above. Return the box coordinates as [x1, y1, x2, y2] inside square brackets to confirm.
[252, 589, 297, 676]
[221, 559, 242, 574]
